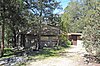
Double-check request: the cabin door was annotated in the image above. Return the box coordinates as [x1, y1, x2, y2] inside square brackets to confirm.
[72, 35, 77, 45]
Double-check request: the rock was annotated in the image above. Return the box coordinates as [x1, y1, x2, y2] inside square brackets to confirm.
[0, 61, 5, 65]
[0, 56, 27, 66]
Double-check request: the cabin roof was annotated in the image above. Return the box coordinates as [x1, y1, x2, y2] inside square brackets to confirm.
[19, 25, 60, 36]
[68, 33, 82, 36]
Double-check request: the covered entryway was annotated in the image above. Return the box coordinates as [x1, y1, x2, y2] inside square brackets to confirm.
[68, 33, 82, 45]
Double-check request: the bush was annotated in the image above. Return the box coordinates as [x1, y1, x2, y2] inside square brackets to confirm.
[4, 48, 14, 56]
[83, 25, 100, 56]
[59, 34, 71, 47]
[66, 40, 71, 45]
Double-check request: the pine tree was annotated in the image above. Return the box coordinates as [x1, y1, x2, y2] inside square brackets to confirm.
[0, 0, 25, 57]
[82, 0, 100, 55]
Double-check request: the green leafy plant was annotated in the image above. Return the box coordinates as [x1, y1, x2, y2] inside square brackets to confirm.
[4, 48, 14, 56]
[59, 34, 71, 47]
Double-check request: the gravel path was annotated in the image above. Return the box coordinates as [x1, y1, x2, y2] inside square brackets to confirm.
[26, 40, 100, 66]
[27, 40, 88, 66]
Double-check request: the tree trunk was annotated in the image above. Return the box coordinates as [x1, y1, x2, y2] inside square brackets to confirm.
[36, 34, 40, 50]
[20, 34, 25, 48]
[0, 20, 5, 57]
[0, 3, 5, 57]
[7, 39, 10, 48]
[20, 34, 23, 47]
[12, 29, 16, 48]
[22, 34, 25, 48]
[14, 31, 16, 47]
[36, 0, 43, 50]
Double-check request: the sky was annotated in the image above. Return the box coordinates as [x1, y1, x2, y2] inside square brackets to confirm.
[53, 0, 70, 14]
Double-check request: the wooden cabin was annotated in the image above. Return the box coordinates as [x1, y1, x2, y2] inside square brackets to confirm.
[18, 25, 60, 49]
[68, 33, 82, 45]
[40, 25, 60, 47]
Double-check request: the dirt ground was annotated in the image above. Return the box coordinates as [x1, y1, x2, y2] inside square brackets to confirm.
[27, 40, 100, 66]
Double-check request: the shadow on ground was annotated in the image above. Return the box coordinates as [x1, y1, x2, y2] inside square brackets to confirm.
[24, 46, 70, 60]
[0, 46, 70, 66]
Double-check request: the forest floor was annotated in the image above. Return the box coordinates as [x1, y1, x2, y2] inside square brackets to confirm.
[27, 40, 100, 66]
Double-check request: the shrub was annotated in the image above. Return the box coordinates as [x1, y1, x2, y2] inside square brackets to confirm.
[4, 48, 14, 56]
[66, 40, 71, 45]
[59, 34, 71, 47]
[83, 25, 100, 56]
